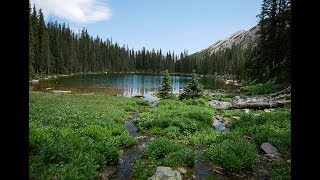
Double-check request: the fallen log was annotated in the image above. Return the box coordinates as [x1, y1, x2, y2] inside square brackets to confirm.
[231, 102, 285, 110]
[269, 85, 291, 98]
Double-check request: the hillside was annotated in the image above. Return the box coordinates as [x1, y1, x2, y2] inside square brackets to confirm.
[200, 25, 259, 54]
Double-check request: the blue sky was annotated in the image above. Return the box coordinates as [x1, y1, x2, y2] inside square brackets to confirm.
[31, 0, 261, 54]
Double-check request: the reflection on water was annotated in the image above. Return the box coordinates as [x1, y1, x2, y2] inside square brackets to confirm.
[31, 73, 236, 101]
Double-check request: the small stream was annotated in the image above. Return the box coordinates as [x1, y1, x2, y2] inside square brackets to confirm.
[108, 113, 151, 180]
[104, 107, 272, 180]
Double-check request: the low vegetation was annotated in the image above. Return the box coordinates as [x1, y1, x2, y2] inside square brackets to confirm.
[134, 138, 195, 179]
[30, 87, 291, 179]
[203, 134, 259, 171]
[241, 82, 283, 95]
[29, 91, 149, 179]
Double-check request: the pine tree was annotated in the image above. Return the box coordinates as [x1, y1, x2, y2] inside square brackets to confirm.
[180, 70, 203, 100]
[159, 69, 173, 99]
[29, 2, 35, 77]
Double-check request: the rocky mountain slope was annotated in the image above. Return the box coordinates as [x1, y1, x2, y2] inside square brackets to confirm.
[202, 25, 259, 54]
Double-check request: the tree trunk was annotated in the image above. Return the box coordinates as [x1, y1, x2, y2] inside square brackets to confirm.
[230, 101, 288, 110]
[269, 85, 291, 98]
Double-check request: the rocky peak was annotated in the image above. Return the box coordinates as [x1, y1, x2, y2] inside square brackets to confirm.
[204, 25, 259, 54]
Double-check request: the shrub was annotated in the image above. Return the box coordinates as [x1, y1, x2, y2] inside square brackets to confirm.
[143, 138, 183, 160]
[159, 70, 174, 99]
[135, 138, 195, 179]
[204, 137, 259, 171]
[240, 82, 282, 95]
[180, 70, 203, 100]
[135, 99, 151, 106]
[271, 159, 291, 180]
[182, 98, 207, 106]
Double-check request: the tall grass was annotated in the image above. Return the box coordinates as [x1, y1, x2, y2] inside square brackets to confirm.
[29, 91, 147, 179]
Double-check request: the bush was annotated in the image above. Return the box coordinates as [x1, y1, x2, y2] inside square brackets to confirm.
[135, 99, 151, 106]
[241, 82, 282, 95]
[271, 159, 291, 180]
[180, 70, 203, 100]
[135, 138, 195, 179]
[182, 98, 207, 106]
[159, 70, 174, 99]
[143, 138, 183, 160]
[204, 137, 259, 171]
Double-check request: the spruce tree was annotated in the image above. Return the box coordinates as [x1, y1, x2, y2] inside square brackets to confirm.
[159, 69, 173, 99]
[180, 69, 203, 100]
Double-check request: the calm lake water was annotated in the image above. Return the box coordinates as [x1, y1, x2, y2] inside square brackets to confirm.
[31, 73, 236, 101]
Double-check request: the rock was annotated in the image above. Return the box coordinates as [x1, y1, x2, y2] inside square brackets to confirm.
[212, 119, 226, 132]
[244, 109, 250, 113]
[148, 166, 182, 180]
[45, 88, 53, 90]
[51, 90, 71, 93]
[266, 153, 281, 159]
[264, 108, 274, 113]
[206, 25, 259, 53]
[234, 96, 241, 101]
[175, 167, 187, 174]
[232, 116, 240, 120]
[133, 95, 144, 98]
[31, 79, 39, 83]
[192, 175, 196, 179]
[261, 142, 281, 157]
[150, 101, 157, 108]
[208, 100, 232, 110]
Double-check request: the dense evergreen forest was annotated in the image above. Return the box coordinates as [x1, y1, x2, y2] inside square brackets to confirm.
[29, 0, 290, 83]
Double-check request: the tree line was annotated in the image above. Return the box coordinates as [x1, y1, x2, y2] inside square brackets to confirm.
[176, 0, 290, 83]
[30, 0, 290, 84]
[29, 3, 179, 78]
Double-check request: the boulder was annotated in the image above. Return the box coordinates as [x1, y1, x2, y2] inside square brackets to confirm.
[149, 166, 182, 180]
[261, 142, 281, 158]
[31, 79, 39, 83]
[208, 100, 232, 110]
[175, 167, 187, 175]
[232, 116, 241, 120]
[51, 90, 71, 93]
[212, 120, 226, 132]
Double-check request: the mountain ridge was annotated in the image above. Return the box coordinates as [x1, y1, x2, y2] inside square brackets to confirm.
[199, 25, 259, 54]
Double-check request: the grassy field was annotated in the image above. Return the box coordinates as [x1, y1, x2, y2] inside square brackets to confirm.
[29, 91, 148, 179]
[134, 98, 291, 179]
[29, 90, 291, 179]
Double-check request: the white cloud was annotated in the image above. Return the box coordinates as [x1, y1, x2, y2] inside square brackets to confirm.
[30, 0, 112, 24]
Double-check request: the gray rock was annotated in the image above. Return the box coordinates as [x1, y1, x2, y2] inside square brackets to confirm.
[232, 116, 241, 120]
[51, 90, 71, 93]
[261, 142, 281, 157]
[31, 79, 39, 83]
[148, 166, 182, 180]
[208, 100, 232, 110]
[264, 108, 274, 113]
[205, 25, 259, 54]
[234, 96, 241, 101]
[212, 120, 226, 132]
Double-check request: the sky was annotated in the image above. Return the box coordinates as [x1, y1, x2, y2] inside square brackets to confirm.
[30, 0, 262, 54]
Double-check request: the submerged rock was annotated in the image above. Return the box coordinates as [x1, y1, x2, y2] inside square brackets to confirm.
[149, 166, 182, 180]
[212, 120, 226, 132]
